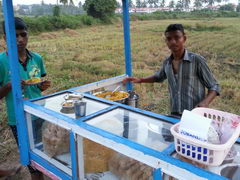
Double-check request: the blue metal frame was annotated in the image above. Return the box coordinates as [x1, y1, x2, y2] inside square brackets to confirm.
[24, 96, 228, 180]
[30, 152, 71, 180]
[2, 0, 30, 165]
[122, 0, 132, 91]
[2, 1, 232, 180]
[70, 132, 78, 180]
[153, 169, 162, 180]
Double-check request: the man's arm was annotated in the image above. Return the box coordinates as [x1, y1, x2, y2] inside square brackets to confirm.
[123, 75, 157, 84]
[196, 56, 220, 107]
[196, 90, 217, 108]
[0, 82, 11, 99]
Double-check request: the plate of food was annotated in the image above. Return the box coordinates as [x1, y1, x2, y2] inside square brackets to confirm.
[25, 77, 43, 85]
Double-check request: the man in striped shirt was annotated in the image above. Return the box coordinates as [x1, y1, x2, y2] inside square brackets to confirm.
[123, 24, 220, 117]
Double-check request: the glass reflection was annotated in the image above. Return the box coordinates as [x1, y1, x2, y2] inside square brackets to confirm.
[87, 108, 173, 151]
[27, 114, 71, 168]
[32, 92, 110, 118]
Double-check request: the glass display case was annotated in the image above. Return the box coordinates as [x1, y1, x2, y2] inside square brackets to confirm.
[86, 108, 174, 152]
[23, 88, 232, 180]
[26, 113, 72, 175]
[32, 92, 110, 118]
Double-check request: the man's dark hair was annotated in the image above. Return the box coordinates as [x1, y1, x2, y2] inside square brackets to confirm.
[165, 24, 185, 34]
[2, 17, 28, 34]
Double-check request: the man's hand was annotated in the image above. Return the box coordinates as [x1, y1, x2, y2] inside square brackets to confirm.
[38, 80, 51, 91]
[123, 77, 142, 84]
[195, 100, 209, 108]
[195, 90, 218, 108]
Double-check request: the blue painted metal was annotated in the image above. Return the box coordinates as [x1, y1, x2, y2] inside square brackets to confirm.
[82, 93, 179, 124]
[70, 132, 78, 180]
[2, 0, 30, 165]
[79, 105, 118, 122]
[29, 152, 71, 180]
[153, 168, 162, 180]
[28, 89, 70, 102]
[122, 0, 132, 91]
[75, 122, 227, 180]
[24, 101, 76, 125]
[162, 144, 175, 155]
[69, 74, 127, 91]
[25, 96, 228, 180]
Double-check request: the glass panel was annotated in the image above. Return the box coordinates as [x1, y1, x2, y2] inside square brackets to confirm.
[27, 114, 72, 169]
[86, 108, 173, 151]
[32, 92, 110, 118]
[172, 143, 240, 179]
[76, 135, 153, 179]
[207, 143, 240, 178]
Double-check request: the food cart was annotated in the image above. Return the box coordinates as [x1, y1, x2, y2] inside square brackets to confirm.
[2, 0, 239, 179]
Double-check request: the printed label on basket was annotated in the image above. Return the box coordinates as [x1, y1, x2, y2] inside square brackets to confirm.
[179, 110, 212, 142]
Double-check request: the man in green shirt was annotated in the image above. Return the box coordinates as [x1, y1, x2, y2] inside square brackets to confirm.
[0, 17, 50, 180]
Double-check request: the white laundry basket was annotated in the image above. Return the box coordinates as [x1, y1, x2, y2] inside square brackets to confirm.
[170, 108, 240, 166]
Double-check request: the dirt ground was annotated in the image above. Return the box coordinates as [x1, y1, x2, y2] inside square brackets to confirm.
[0, 101, 55, 180]
[0, 125, 52, 180]
[0, 123, 31, 180]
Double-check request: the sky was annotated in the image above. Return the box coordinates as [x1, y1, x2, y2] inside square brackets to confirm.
[12, 0, 239, 6]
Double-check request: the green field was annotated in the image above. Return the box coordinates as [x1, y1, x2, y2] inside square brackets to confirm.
[0, 17, 240, 119]
[29, 18, 240, 114]
[0, 17, 240, 178]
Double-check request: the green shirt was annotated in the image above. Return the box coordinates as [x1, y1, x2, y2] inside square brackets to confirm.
[0, 50, 46, 125]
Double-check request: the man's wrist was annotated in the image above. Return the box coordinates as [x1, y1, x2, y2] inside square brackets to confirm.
[139, 78, 144, 83]
[37, 84, 44, 91]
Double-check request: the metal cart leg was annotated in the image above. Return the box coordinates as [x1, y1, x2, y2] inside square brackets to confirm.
[153, 168, 162, 180]
[70, 132, 78, 180]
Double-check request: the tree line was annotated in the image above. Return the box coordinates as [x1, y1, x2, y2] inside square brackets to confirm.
[116, 0, 234, 9]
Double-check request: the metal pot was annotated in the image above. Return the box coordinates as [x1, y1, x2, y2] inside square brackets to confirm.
[126, 91, 139, 108]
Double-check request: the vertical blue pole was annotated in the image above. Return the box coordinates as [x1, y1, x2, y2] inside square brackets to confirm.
[122, 0, 132, 91]
[2, 0, 29, 165]
[153, 168, 162, 180]
[70, 132, 78, 180]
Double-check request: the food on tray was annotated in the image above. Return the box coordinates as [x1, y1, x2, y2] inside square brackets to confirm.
[42, 122, 70, 157]
[94, 91, 128, 101]
[84, 138, 115, 173]
[42, 123, 115, 173]
[108, 152, 153, 180]
[25, 77, 41, 84]
[62, 101, 74, 107]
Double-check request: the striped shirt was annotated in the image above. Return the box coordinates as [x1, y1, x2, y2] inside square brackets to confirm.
[154, 49, 220, 114]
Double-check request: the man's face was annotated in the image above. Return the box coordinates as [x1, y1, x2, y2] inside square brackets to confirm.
[15, 29, 28, 51]
[165, 30, 186, 53]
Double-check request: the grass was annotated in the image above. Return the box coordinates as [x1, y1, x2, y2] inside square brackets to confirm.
[1, 18, 239, 116]
[33, 17, 239, 115]
[0, 18, 240, 168]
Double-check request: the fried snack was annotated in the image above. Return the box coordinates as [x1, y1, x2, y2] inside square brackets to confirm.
[62, 101, 74, 107]
[42, 123, 115, 173]
[83, 138, 115, 173]
[42, 122, 70, 157]
[95, 91, 128, 101]
[25, 77, 41, 84]
[108, 153, 153, 180]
